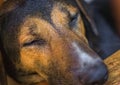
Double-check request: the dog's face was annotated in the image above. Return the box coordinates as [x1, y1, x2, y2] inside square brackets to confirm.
[0, 0, 108, 85]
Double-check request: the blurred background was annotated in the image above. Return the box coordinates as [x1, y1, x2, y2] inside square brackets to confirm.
[85, 0, 120, 37]
[84, 0, 120, 59]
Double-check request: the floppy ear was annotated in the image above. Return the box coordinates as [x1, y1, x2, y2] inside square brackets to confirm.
[0, 0, 25, 16]
[0, 1, 8, 84]
[75, 0, 98, 36]
[0, 49, 8, 85]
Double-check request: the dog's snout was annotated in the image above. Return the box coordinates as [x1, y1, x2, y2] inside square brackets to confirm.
[71, 42, 108, 85]
[78, 62, 108, 85]
[86, 63, 108, 85]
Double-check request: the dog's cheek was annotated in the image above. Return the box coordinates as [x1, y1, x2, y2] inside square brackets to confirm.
[19, 46, 51, 71]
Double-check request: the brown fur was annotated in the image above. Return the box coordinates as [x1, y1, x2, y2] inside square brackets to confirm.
[0, 0, 108, 85]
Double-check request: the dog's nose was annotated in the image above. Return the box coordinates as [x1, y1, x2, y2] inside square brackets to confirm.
[80, 62, 108, 85]
[86, 64, 108, 85]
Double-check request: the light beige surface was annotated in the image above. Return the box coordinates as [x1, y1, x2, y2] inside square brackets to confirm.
[104, 50, 120, 85]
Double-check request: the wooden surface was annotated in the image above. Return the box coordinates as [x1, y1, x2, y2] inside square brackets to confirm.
[104, 50, 120, 85]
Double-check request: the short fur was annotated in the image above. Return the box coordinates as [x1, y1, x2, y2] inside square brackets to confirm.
[0, 0, 108, 85]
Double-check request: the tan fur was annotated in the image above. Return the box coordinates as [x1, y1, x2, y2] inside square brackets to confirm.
[51, 3, 87, 43]
[2, 2, 88, 85]
[0, 0, 107, 85]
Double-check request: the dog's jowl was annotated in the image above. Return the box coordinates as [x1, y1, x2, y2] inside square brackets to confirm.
[0, 0, 108, 85]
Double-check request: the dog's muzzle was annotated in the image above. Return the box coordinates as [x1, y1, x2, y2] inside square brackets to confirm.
[70, 42, 108, 85]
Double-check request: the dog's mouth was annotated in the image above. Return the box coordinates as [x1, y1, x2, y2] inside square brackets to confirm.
[34, 61, 108, 85]
[12, 72, 46, 85]
[20, 72, 107, 85]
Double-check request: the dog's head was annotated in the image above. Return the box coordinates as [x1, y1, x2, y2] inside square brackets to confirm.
[0, 0, 108, 85]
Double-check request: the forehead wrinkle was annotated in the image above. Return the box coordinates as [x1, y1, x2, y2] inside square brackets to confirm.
[19, 17, 62, 44]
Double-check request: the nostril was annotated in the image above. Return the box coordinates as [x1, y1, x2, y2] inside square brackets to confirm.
[92, 82, 100, 85]
[103, 73, 109, 83]
[90, 68, 108, 85]
[80, 63, 108, 85]
[104, 74, 108, 80]
[91, 68, 108, 85]
[91, 75, 108, 85]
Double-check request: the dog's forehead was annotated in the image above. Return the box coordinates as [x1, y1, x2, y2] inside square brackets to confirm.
[1, 0, 80, 44]
[9, 0, 78, 19]
[1, 0, 78, 31]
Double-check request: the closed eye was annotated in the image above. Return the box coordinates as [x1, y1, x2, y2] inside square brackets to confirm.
[69, 12, 79, 28]
[22, 39, 46, 47]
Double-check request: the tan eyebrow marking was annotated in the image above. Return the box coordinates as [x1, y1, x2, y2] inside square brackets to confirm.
[19, 17, 56, 45]
[51, 3, 78, 28]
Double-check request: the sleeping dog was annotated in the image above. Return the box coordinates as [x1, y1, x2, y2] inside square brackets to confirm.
[0, 0, 108, 85]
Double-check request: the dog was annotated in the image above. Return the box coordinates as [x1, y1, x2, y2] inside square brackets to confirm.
[0, 0, 108, 85]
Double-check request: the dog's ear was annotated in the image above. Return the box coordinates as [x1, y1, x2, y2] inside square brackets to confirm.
[0, 0, 24, 40]
[0, 1, 8, 85]
[0, 0, 25, 17]
[75, 0, 98, 36]
[0, 50, 8, 85]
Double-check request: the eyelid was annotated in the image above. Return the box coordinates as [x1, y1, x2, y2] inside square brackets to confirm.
[71, 12, 79, 22]
[22, 38, 46, 47]
[69, 12, 79, 28]
[71, 12, 79, 18]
